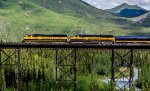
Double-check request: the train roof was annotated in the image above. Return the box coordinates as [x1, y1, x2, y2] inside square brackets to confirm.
[115, 36, 150, 39]
[76, 35, 114, 37]
[29, 34, 67, 37]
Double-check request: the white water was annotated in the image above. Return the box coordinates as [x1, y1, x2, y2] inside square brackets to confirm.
[102, 68, 141, 91]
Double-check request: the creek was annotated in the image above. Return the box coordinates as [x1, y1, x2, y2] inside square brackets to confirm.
[102, 68, 141, 91]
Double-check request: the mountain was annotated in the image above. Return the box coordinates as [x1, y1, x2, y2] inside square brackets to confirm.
[107, 3, 148, 17]
[107, 3, 144, 13]
[117, 8, 148, 17]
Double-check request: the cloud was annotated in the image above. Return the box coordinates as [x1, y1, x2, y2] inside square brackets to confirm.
[82, 0, 150, 10]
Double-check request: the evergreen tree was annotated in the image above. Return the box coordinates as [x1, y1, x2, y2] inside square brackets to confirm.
[0, 68, 6, 91]
[37, 69, 42, 81]
[32, 66, 36, 82]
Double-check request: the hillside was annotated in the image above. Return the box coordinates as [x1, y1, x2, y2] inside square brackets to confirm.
[140, 13, 150, 27]
[0, 0, 95, 41]
[131, 12, 150, 22]
[132, 12, 150, 27]
[0, 0, 150, 42]
[32, 0, 115, 20]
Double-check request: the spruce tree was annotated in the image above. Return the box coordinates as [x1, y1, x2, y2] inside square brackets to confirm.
[0, 68, 6, 91]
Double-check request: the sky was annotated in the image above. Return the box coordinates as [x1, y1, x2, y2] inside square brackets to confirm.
[82, 0, 150, 10]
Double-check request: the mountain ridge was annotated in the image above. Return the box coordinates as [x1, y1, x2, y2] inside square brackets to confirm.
[117, 8, 148, 17]
[107, 3, 148, 18]
[107, 3, 146, 14]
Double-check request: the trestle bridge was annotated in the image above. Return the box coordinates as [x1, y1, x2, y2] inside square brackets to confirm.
[0, 43, 150, 91]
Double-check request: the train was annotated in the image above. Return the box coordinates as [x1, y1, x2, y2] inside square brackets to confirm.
[22, 34, 150, 44]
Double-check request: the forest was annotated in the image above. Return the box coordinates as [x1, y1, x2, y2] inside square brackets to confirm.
[0, 48, 150, 91]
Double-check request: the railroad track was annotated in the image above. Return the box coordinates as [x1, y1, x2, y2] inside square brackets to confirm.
[0, 43, 150, 49]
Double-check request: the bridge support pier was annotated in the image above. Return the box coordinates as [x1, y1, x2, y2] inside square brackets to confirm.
[56, 49, 77, 91]
[0, 48, 21, 91]
[111, 49, 134, 90]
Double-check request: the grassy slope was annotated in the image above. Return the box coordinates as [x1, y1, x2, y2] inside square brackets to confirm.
[31, 0, 115, 19]
[0, 1, 96, 41]
[0, 0, 150, 42]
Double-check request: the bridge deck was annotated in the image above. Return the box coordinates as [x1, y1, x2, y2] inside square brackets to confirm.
[0, 43, 150, 49]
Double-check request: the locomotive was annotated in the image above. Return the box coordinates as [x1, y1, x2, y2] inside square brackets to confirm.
[22, 34, 68, 43]
[22, 34, 150, 44]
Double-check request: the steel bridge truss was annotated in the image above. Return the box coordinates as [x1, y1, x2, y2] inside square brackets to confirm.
[0, 47, 148, 91]
[111, 49, 134, 91]
[0, 48, 21, 91]
[55, 49, 136, 91]
[56, 49, 77, 91]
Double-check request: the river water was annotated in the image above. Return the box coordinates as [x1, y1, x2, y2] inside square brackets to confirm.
[102, 68, 141, 91]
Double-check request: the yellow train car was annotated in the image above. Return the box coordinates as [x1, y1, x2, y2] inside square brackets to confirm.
[70, 35, 115, 44]
[22, 34, 68, 43]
